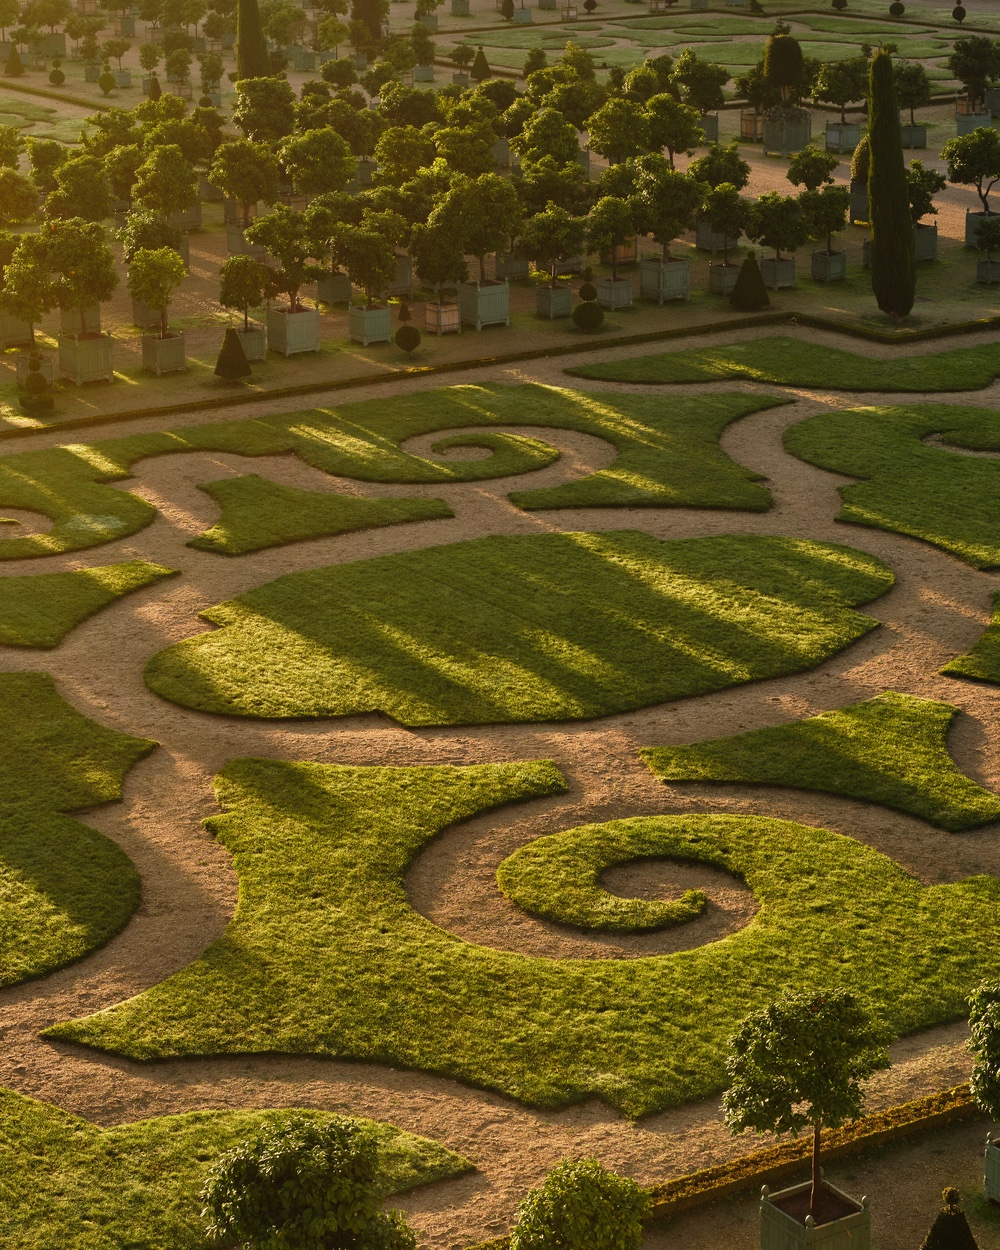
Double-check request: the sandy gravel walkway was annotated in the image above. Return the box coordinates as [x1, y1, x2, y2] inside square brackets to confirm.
[0, 323, 998, 1247]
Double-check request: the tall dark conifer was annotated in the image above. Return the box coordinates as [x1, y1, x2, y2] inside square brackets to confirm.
[868, 47, 915, 320]
[237, 0, 270, 81]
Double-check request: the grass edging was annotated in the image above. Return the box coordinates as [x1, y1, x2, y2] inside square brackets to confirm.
[0, 79, 107, 111]
[465, 1083, 977, 1250]
[6, 308, 1000, 446]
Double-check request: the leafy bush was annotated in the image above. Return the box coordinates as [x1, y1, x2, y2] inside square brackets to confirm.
[511, 1159, 650, 1250]
[572, 299, 604, 331]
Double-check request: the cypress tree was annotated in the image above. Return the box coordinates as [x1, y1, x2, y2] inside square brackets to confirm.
[868, 47, 915, 321]
[215, 328, 253, 382]
[237, 0, 271, 81]
[730, 251, 770, 310]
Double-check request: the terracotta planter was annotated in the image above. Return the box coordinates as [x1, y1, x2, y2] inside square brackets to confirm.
[760, 257, 796, 290]
[317, 271, 352, 304]
[811, 250, 846, 282]
[60, 305, 101, 336]
[760, 1181, 870, 1250]
[348, 304, 392, 346]
[595, 276, 633, 310]
[639, 256, 690, 303]
[708, 263, 739, 295]
[535, 284, 573, 319]
[0, 313, 33, 350]
[824, 121, 860, 153]
[142, 331, 185, 375]
[457, 280, 510, 329]
[58, 333, 114, 385]
[267, 306, 321, 355]
[424, 301, 461, 334]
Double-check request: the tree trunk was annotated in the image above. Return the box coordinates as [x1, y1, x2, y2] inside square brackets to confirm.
[160, 306, 167, 340]
[79, 306, 86, 336]
[810, 1121, 821, 1218]
[243, 306, 249, 330]
[478, 253, 486, 283]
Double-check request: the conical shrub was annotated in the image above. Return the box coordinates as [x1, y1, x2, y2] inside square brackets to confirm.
[215, 328, 252, 382]
[919, 1189, 979, 1250]
[730, 251, 770, 310]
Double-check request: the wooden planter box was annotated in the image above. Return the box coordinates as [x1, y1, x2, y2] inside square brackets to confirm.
[708, 263, 740, 295]
[640, 256, 690, 303]
[416, 12, 438, 28]
[596, 276, 633, 310]
[387, 253, 413, 298]
[168, 202, 202, 232]
[986, 1134, 1000, 1204]
[171, 81, 194, 99]
[539, 0, 556, 8]
[356, 158, 376, 185]
[237, 325, 267, 360]
[84, 63, 100, 81]
[535, 284, 573, 318]
[413, 64, 435, 81]
[760, 256, 796, 289]
[957, 112, 992, 136]
[603, 237, 639, 266]
[690, 0, 709, 8]
[226, 223, 268, 258]
[491, 138, 510, 168]
[849, 179, 869, 225]
[317, 271, 353, 303]
[266, 306, 321, 355]
[451, 0, 470, 12]
[825, 121, 860, 153]
[424, 301, 461, 334]
[114, 15, 135, 34]
[495, 252, 530, 281]
[131, 298, 161, 329]
[142, 331, 185, 375]
[913, 221, 938, 261]
[900, 123, 926, 148]
[700, 112, 719, 142]
[966, 210, 997, 248]
[760, 1181, 870, 1250]
[458, 280, 510, 329]
[452, 71, 469, 86]
[741, 110, 764, 141]
[60, 305, 101, 336]
[811, 249, 847, 282]
[513, 6, 533, 19]
[58, 333, 113, 385]
[695, 221, 737, 253]
[763, 112, 812, 156]
[114, 69, 131, 87]
[348, 304, 392, 346]
[0, 313, 33, 349]
[174, 232, 190, 270]
[199, 174, 224, 202]
[554, 254, 584, 276]
[977, 258, 1000, 284]
[15, 352, 54, 387]
[577, 146, 590, 177]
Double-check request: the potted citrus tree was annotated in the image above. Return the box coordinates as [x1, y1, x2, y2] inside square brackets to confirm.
[723, 989, 890, 1250]
[800, 183, 850, 282]
[0, 229, 38, 349]
[974, 214, 1000, 284]
[688, 141, 751, 252]
[434, 172, 519, 330]
[245, 204, 321, 356]
[128, 246, 187, 375]
[941, 127, 1000, 248]
[587, 195, 635, 310]
[969, 978, 1000, 1203]
[633, 159, 701, 303]
[119, 209, 186, 327]
[133, 142, 201, 233]
[519, 203, 585, 319]
[48, 218, 117, 385]
[335, 223, 396, 346]
[219, 253, 269, 359]
[906, 159, 946, 261]
[747, 191, 809, 289]
[895, 61, 931, 148]
[409, 218, 466, 335]
[209, 138, 281, 256]
[700, 183, 750, 294]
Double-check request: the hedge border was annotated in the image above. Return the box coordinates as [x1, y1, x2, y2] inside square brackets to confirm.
[4, 309, 1000, 446]
[465, 1083, 978, 1250]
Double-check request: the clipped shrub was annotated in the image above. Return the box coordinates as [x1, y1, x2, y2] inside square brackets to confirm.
[919, 1188, 979, 1250]
[49, 66, 65, 85]
[510, 1158, 650, 1250]
[730, 251, 770, 311]
[215, 327, 252, 383]
[4, 46, 24, 77]
[578, 280, 597, 301]
[19, 351, 54, 416]
[573, 300, 604, 331]
[99, 64, 116, 96]
[851, 134, 870, 183]
[395, 324, 421, 355]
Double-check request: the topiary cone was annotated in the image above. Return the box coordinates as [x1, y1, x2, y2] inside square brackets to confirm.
[215, 327, 252, 383]
[919, 1189, 979, 1250]
[730, 251, 770, 311]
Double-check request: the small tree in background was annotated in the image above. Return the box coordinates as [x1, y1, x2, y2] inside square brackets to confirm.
[519, 202, 585, 287]
[764, 31, 805, 103]
[118, 209, 182, 264]
[215, 326, 253, 382]
[99, 62, 117, 96]
[0, 233, 53, 345]
[127, 245, 186, 338]
[670, 47, 728, 114]
[201, 1115, 417, 1250]
[799, 183, 850, 254]
[633, 159, 702, 259]
[26, 137, 66, 195]
[906, 159, 946, 226]
[0, 168, 37, 224]
[723, 990, 891, 1220]
[409, 219, 468, 303]
[433, 172, 521, 284]
[969, 980, 1000, 1122]
[0, 122, 22, 168]
[44, 154, 114, 222]
[244, 204, 318, 312]
[233, 75, 297, 143]
[748, 190, 809, 263]
[334, 224, 396, 308]
[894, 60, 931, 125]
[586, 195, 634, 281]
[209, 138, 281, 227]
[698, 182, 749, 265]
[586, 98, 649, 166]
[868, 46, 915, 321]
[219, 253, 268, 329]
[947, 35, 1000, 113]
[787, 144, 839, 191]
[918, 1189, 980, 1250]
[688, 139, 750, 191]
[941, 127, 1000, 215]
[510, 1159, 649, 1250]
[132, 143, 199, 220]
[811, 55, 867, 124]
[278, 126, 356, 196]
[643, 93, 703, 169]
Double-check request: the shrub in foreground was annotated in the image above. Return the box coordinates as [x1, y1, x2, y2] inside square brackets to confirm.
[510, 1158, 650, 1250]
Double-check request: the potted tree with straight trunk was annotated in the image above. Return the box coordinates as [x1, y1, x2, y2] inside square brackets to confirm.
[633, 159, 701, 303]
[434, 172, 520, 330]
[209, 138, 281, 256]
[133, 142, 201, 233]
[245, 204, 321, 356]
[748, 191, 809, 289]
[519, 203, 585, 318]
[587, 195, 635, 310]
[119, 210, 186, 326]
[895, 60, 931, 148]
[0, 229, 38, 350]
[219, 253, 269, 359]
[128, 246, 187, 375]
[800, 184, 850, 282]
[762, 31, 811, 155]
[48, 218, 117, 385]
[699, 183, 750, 294]
[868, 47, 915, 323]
[307, 191, 362, 305]
[974, 214, 1000, 285]
[688, 141, 750, 252]
[906, 159, 946, 262]
[940, 127, 1000, 248]
[335, 224, 396, 346]
[409, 219, 466, 334]
[723, 989, 890, 1249]
[969, 979, 1000, 1203]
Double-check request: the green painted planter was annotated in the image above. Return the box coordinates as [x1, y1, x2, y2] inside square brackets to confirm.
[639, 256, 690, 303]
[141, 331, 186, 376]
[957, 112, 992, 136]
[986, 1134, 1000, 1205]
[849, 179, 868, 225]
[696, 222, 738, 253]
[168, 202, 202, 232]
[977, 258, 1000, 284]
[966, 210, 998, 248]
[0, 313, 33, 350]
[15, 352, 54, 387]
[811, 249, 846, 282]
[57, 333, 113, 385]
[760, 1181, 870, 1250]
[236, 325, 267, 361]
[825, 121, 860, 153]
[700, 113, 719, 142]
[458, 280, 510, 329]
[451, 0, 470, 11]
[59, 306, 101, 337]
[266, 307, 320, 355]
[900, 123, 926, 149]
[317, 271, 352, 303]
[595, 276, 633, 310]
[387, 253, 413, 298]
[535, 284, 573, 318]
[708, 263, 739, 295]
[348, 304, 392, 346]
[760, 257, 796, 290]
[413, 64, 435, 81]
[763, 110, 812, 157]
[495, 252, 529, 281]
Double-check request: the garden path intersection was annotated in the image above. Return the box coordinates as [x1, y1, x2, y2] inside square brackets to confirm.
[1, 324, 1000, 1246]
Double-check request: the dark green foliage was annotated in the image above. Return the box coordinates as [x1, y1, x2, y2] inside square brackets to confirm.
[510, 1159, 650, 1250]
[191, 475, 452, 555]
[641, 692, 1000, 831]
[919, 1190, 980, 1250]
[201, 1116, 418, 1250]
[140, 532, 893, 724]
[470, 44, 490, 81]
[4, 46, 24, 76]
[147, 73, 161, 99]
[868, 48, 914, 320]
[578, 280, 597, 301]
[763, 33, 803, 101]
[18, 350, 54, 418]
[969, 982, 1000, 1120]
[395, 324, 420, 355]
[215, 327, 252, 382]
[730, 252, 770, 310]
[572, 299, 604, 331]
[237, 0, 271, 79]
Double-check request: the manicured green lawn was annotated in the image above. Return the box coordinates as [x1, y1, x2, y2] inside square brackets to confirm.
[784, 403, 1000, 568]
[497, 822, 707, 932]
[48, 760, 1000, 1117]
[142, 531, 892, 725]
[0, 385, 780, 560]
[0, 1086, 470, 1250]
[942, 592, 1000, 686]
[0, 673, 152, 985]
[641, 692, 1000, 831]
[0, 560, 174, 646]
[567, 338, 1000, 393]
[191, 476, 452, 555]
